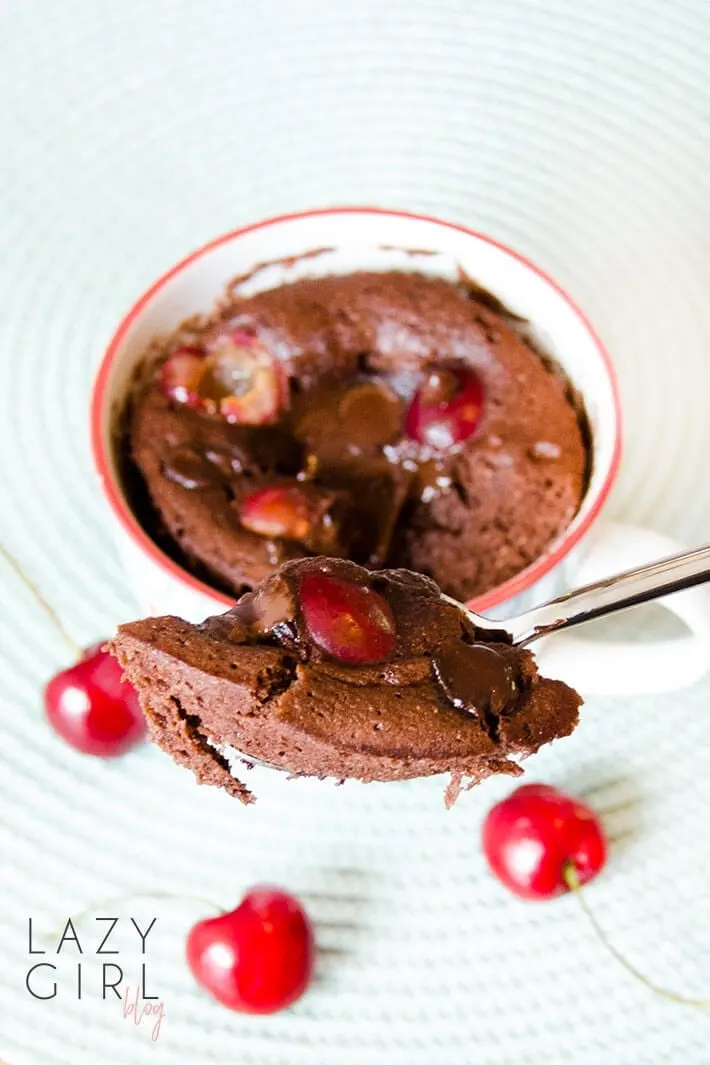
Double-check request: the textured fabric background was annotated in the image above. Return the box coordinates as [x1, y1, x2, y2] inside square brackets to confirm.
[0, 1, 709, 1062]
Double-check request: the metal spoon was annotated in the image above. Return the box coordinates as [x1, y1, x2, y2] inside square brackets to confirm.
[218, 543, 710, 773]
[460, 540, 710, 646]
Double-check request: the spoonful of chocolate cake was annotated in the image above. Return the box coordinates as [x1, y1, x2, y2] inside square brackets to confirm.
[110, 544, 710, 805]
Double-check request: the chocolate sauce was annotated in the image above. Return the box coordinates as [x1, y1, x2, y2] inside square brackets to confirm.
[204, 575, 297, 644]
[432, 638, 518, 719]
[336, 380, 403, 451]
[292, 377, 403, 461]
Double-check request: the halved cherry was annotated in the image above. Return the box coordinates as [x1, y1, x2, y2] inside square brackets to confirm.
[405, 367, 484, 448]
[200, 331, 283, 425]
[159, 333, 283, 425]
[239, 485, 312, 542]
[159, 346, 206, 409]
[298, 572, 396, 664]
[239, 484, 348, 554]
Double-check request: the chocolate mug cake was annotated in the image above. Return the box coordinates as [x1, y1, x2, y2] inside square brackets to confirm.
[120, 269, 589, 602]
[111, 557, 582, 804]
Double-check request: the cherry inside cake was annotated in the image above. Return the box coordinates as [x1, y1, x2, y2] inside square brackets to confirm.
[111, 557, 582, 804]
[121, 270, 589, 602]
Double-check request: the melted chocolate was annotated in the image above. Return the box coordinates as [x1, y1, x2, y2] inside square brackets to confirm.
[432, 638, 518, 720]
[292, 377, 403, 461]
[205, 557, 522, 726]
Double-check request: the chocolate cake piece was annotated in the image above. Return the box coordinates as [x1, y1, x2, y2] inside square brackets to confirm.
[111, 557, 582, 805]
[123, 270, 588, 602]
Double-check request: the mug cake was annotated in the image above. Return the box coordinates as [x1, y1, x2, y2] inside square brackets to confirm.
[119, 268, 589, 603]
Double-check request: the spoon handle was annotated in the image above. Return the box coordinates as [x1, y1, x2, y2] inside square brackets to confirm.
[507, 542, 710, 646]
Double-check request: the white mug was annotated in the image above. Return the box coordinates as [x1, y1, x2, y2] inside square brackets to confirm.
[90, 207, 710, 697]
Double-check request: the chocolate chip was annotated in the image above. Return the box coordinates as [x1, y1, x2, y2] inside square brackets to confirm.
[206, 578, 298, 647]
[337, 380, 403, 450]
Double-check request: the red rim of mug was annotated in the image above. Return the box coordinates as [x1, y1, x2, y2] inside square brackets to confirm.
[90, 206, 622, 614]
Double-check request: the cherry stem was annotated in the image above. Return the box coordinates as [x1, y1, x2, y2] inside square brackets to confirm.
[45, 891, 225, 941]
[0, 541, 82, 658]
[563, 862, 709, 1008]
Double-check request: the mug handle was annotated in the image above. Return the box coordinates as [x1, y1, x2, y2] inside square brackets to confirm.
[532, 521, 710, 696]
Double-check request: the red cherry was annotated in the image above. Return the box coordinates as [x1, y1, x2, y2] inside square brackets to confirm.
[482, 783, 607, 900]
[405, 367, 484, 448]
[159, 346, 206, 409]
[44, 645, 146, 757]
[159, 334, 283, 424]
[186, 887, 314, 1014]
[201, 331, 283, 424]
[299, 572, 396, 664]
[239, 485, 312, 541]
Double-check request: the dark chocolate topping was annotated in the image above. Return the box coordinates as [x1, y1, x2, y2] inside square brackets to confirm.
[293, 377, 404, 460]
